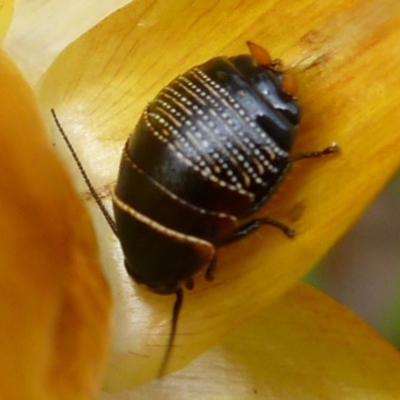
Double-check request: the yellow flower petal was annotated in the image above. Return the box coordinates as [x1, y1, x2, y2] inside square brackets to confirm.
[0, 0, 13, 41]
[104, 283, 400, 399]
[3, 0, 130, 85]
[38, 0, 400, 389]
[0, 48, 111, 398]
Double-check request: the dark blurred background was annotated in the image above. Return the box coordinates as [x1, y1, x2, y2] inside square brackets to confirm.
[306, 172, 400, 348]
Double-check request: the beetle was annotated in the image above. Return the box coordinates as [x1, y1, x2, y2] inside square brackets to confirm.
[52, 41, 338, 378]
[113, 41, 337, 292]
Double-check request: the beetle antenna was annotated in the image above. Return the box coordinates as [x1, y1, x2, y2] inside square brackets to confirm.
[157, 287, 184, 378]
[51, 109, 119, 237]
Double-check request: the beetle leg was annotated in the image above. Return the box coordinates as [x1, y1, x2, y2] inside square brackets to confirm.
[290, 143, 339, 162]
[185, 277, 195, 290]
[205, 255, 217, 281]
[157, 287, 184, 378]
[226, 217, 295, 245]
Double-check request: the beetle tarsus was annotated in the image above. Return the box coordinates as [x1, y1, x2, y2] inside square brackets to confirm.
[290, 143, 339, 162]
[227, 218, 295, 244]
[258, 218, 296, 238]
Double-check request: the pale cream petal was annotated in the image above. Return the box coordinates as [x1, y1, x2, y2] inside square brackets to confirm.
[101, 283, 400, 400]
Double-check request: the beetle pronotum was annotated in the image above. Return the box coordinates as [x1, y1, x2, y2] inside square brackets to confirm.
[52, 41, 338, 378]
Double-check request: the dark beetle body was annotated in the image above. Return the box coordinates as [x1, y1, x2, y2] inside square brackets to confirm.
[113, 45, 301, 295]
[51, 42, 337, 378]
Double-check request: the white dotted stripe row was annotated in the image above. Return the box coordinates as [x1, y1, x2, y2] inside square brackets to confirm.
[175, 76, 263, 187]
[143, 106, 253, 198]
[154, 83, 253, 191]
[185, 69, 285, 186]
[193, 68, 288, 160]
[142, 64, 290, 196]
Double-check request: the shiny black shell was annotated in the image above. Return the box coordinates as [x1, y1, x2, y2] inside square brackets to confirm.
[113, 52, 300, 294]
